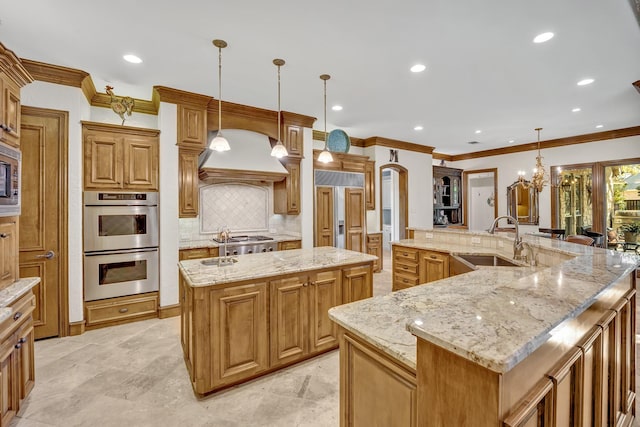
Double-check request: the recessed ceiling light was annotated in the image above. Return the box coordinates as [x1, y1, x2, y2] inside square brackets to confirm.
[508, 139, 515, 143]
[123, 54, 142, 64]
[596, 124, 604, 128]
[577, 78, 594, 86]
[414, 125, 423, 131]
[410, 64, 426, 73]
[332, 105, 343, 111]
[572, 107, 581, 112]
[533, 32, 554, 43]
[475, 130, 482, 134]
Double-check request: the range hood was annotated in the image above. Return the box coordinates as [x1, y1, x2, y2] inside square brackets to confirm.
[199, 129, 289, 182]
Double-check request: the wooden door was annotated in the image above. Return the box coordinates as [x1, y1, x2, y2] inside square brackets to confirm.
[19, 109, 66, 339]
[211, 282, 268, 385]
[309, 270, 341, 353]
[419, 251, 449, 283]
[270, 275, 308, 367]
[345, 188, 365, 252]
[83, 132, 123, 189]
[315, 186, 334, 247]
[123, 136, 158, 190]
[342, 265, 372, 304]
[0, 220, 16, 289]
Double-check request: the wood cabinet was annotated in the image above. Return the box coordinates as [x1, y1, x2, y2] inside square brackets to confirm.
[418, 249, 449, 284]
[0, 291, 35, 427]
[392, 245, 449, 291]
[274, 158, 300, 215]
[315, 187, 334, 247]
[345, 188, 365, 253]
[502, 379, 554, 427]
[82, 122, 159, 191]
[179, 149, 200, 217]
[365, 160, 375, 210]
[0, 43, 32, 148]
[179, 247, 219, 260]
[278, 240, 301, 251]
[366, 233, 382, 273]
[178, 104, 207, 149]
[181, 261, 373, 395]
[84, 292, 158, 330]
[270, 269, 341, 367]
[283, 124, 303, 158]
[0, 219, 17, 290]
[433, 166, 463, 226]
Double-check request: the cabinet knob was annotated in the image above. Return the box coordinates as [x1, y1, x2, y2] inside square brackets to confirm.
[18, 337, 26, 344]
[402, 266, 408, 270]
[13, 311, 22, 321]
[119, 308, 129, 313]
[403, 252, 408, 256]
[0, 233, 7, 238]
[430, 255, 437, 259]
[14, 343, 21, 349]
[403, 279, 408, 283]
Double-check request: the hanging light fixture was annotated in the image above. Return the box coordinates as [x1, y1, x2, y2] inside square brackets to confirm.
[517, 127, 549, 192]
[317, 74, 334, 163]
[209, 39, 230, 152]
[270, 58, 288, 158]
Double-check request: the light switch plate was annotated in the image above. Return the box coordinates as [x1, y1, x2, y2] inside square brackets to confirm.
[498, 240, 504, 248]
[425, 232, 433, 239]
[471, 237, 481, 245]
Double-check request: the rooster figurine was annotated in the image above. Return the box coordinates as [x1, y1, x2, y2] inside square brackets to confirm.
[105, 85, 135, 125]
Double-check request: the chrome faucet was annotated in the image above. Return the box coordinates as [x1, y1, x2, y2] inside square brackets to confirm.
[488, 215, 524, 260]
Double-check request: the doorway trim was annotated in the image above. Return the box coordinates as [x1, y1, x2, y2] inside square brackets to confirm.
[462, 168, 498, 227]
[378, 164, 408, 240]
[21, 106, 69, 337]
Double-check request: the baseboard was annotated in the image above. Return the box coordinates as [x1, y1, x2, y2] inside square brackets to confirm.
[158, 303, 180, 319]
[69, 321, 86, 336]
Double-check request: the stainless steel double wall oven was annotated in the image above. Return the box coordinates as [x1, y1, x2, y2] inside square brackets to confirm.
[83, 191, 159, 301]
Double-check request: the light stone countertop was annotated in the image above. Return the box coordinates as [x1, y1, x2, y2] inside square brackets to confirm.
[0, 277, 41, 323]
[328, 233, 640, 373]
[179, 234, 301, 250]
[179, 246, 377, 288]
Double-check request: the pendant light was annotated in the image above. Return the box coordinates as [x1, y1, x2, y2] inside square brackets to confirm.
[517, 127, 549, 192]
[317, 74, 334, 163]
[270, 58, 288, 158]
[209, 39, 230, 152]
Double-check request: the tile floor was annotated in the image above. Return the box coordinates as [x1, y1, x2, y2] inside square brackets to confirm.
[9, 253, 640, 426]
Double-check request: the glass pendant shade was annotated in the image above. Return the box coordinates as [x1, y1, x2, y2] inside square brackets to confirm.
[212, 39, 230, 152]
[318, 74, 333, 163]
[318, 149, 333, 163]
[271, 58, 288, 158]
[209, 131, 230, 152]
[270, 140, 288, 158]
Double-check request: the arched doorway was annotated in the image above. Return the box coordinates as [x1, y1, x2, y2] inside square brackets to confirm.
[379, 164, 408, 252]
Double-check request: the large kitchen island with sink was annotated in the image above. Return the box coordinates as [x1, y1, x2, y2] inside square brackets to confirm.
[178, 246, 376, 396]
[329, 229, 640, 427]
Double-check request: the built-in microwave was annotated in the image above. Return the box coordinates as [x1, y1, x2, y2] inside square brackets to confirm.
[0, 142, 20, 217]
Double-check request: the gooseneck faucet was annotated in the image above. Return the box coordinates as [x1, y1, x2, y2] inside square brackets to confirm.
[488, 215, 524, 260]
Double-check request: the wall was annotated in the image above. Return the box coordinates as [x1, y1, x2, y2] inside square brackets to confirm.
[451, 136, 640, 228]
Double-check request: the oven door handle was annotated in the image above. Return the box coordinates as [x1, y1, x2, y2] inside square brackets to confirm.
[84, 247, 159, 256]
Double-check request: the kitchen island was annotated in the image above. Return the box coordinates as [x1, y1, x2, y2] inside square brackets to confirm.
[178, 246, 376, 396]
[329, 230, 640, 426]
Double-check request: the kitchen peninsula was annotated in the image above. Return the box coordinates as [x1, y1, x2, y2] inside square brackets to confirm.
[329, 230, 640, 426]
[178, 246, 376, 396]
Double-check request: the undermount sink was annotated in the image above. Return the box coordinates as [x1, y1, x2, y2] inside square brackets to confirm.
[201, 257, 238, 266]
[454, 254, 520, 267]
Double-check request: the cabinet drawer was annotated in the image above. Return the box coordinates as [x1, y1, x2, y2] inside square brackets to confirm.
[367, 234, 381, 244]
[180, 247, 212, 260]
[85, 293, 158, 326]
[394, 261, 419, 275]
[394, 273, 420, 287]
[422, 250, 447, 262]
[0, 294, 35, 342]
[394, 247, 419, 263]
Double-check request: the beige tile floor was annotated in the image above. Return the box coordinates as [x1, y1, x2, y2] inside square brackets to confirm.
[9, 253, 639, 426]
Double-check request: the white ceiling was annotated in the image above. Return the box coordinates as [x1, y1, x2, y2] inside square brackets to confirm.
[2, 0, 640, 154]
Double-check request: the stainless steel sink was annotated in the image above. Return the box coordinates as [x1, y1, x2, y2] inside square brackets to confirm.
[200, 257, 238, 266]
[454, 254, 520, 267]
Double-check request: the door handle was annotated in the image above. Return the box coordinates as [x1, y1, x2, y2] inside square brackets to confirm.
[36, 250, 55, 260]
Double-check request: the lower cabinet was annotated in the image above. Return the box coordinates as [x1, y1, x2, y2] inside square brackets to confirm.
[0, 291, 35, 427]
[84, 292, 158, 330]
[182, 262, 373, 395]
[277, 240, 302, 251]
[366, 233, 382, 273]
[392, 245, 449, 291]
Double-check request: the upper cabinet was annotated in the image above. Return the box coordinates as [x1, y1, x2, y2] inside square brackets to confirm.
[365, 160, 375, 210]
[178, 104, 207, 149]
[0, 43, 33, 148]
[83, 122, 160, 191]
[433, 166, 463, 226]
[274, 158, 301, 215]
[283, 124, 303, 158]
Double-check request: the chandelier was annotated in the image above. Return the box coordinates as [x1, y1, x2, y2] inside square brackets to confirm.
[517, 127, 548, 192]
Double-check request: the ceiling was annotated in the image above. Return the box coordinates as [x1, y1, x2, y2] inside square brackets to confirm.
[2, 0, 640, 155]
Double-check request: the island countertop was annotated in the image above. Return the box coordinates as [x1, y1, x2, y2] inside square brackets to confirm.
[328, 232, 640, 373]
[179, 246, 377, 288]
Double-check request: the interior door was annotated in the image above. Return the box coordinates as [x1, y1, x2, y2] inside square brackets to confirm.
[315, 186, 334, 247]
[19, 108, 66, 339]
[345, 188, 365, 252]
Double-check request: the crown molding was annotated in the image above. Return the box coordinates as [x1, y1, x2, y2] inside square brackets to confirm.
[447, 125, 640, 161]
[312, 130, 365, 146]
[280, 111, 316, 128]
[0, 45, 33, 87]
[364, 136, 435, 154]
[153, 85, 212, 107]
[432, 152, 454, 161]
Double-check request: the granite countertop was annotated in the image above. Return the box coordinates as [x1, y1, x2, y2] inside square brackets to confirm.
[179, 246, 377, 288]
[179, 234, 301, 250]
[329, 234, 640, 373]
[0, 277, 41, 323]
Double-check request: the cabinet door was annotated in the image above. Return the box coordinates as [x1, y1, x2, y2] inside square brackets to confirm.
[342, 265, 372, 304]
[211, 282, 268, 385]
[123, 136, 158, 190]
[2, 78, 20, 147]
[284, 124, 302, 157]
[548, 347, 583, 427]
[270, 275, 308, 367]
[366, 233, 382, 272]
[577, 326, 604, 427]
[15, 321, 34, 405]
[315, 187, 334, 247]
[178, 105, 207, 148]
[278, 240, 302, 251]
[84, 133, 123, 189]
[419, 250, 449, 283]
[179, 149, 200, 218]
[274, 160, 300, 215]
[309, 270, 341, 353]
[0, 338, 17, 427]
[179, 276, 193, 379]
[365, 160, 375, 210]
[503, 379, 554, 427]
[0, 221, 16, 289]
[345, 188, 365, 252]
